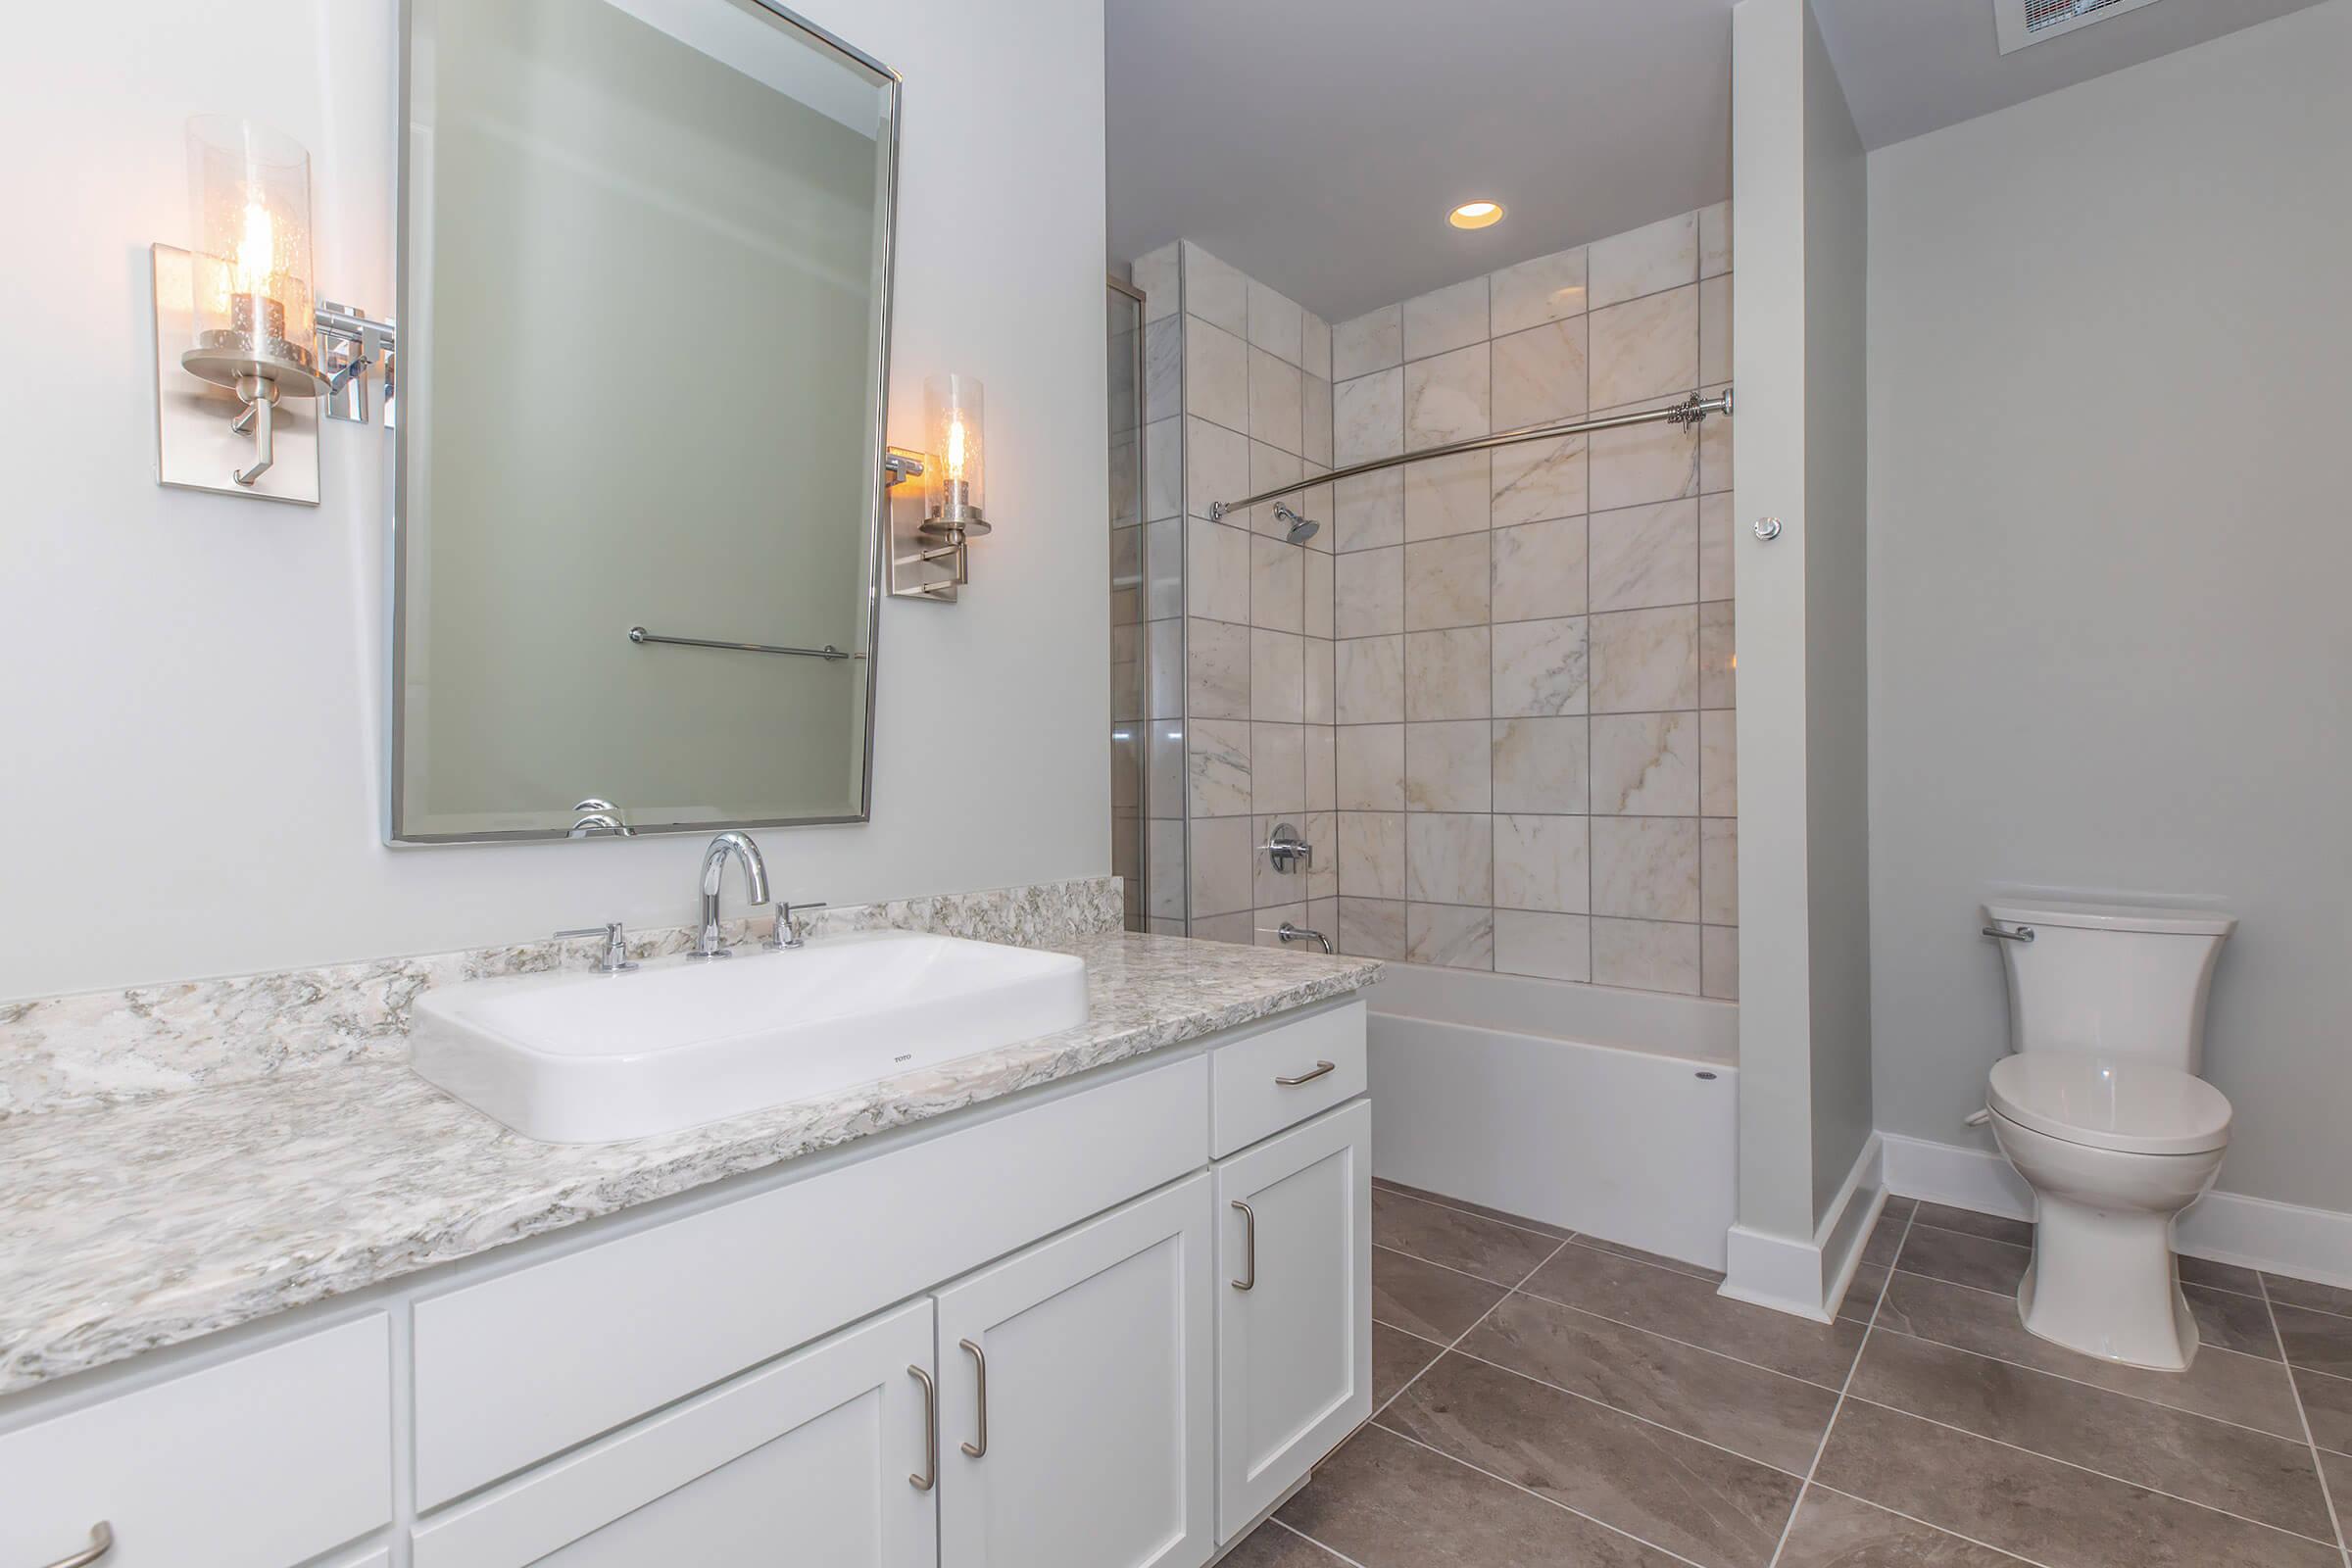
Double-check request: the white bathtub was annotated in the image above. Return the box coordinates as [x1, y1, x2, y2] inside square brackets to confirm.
[1367, 963, 1740, 1270]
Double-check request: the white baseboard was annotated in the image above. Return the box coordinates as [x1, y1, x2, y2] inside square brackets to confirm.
[1879, 1132, 2352, 1292]
[1721, 1135, 1886, 1323]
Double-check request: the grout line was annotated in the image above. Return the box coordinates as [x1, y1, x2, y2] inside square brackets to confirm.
[1559, 1232, 1729, 1286]
[1806, 1483, 2057, 1568]
[1372, 1179, 1572, 1242]
[1839, 1391, 2346, 1549]
[1372, 1235, 1570, 1422]
[1265, 1515, 1368, 1568]
[1364, 1418, 1715, 1568]
[1371, 1240, 1531, 1292]
[1764, 1200, 1914, 1568]
[1865, 1320, 2315, 1446]
[1508, 1279, 1854, 1395]
[2264, 1272, 2352, 1563]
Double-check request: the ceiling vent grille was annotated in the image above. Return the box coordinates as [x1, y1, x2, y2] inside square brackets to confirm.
[1995, 0, 2168, 54]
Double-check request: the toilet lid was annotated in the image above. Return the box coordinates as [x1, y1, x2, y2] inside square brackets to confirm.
[1988, 1053, 2232, 1155]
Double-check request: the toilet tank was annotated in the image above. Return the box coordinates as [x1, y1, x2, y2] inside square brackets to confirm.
[1983, 901, 2234, 1072]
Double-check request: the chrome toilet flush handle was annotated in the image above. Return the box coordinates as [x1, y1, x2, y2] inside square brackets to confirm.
[1981, 923, 2036, 944]
[41, 1523, 114, 1568]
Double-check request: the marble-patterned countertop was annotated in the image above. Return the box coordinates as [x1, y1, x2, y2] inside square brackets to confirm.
[0, 932, 1380, 1396]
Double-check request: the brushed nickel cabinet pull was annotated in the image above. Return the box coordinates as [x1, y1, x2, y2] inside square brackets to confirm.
[1275, 1060, 1337, 1087]
[1232, 1200, 1257, 1291]
[41, 1524, 114, 1568]
[959, 1338, 989, 1458]
[907, 1365, 938, 1492]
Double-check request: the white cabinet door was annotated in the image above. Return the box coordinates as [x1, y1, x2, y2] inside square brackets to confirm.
[935, 1174, 1215, 1568]
[1213, 1100, 1372, 1541]
[410, 1300, 937, 1568]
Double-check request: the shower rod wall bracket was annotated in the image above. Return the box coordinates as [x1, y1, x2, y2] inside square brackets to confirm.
[1206, 388, 1732, 522]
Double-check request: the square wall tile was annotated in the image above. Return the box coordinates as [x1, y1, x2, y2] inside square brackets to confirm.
[1592, 917, 1701, 994]
[1339, 810, 1407, 900]
[1699, 710, 1738, 817]
[1184, 315, 1250, 431]
[1402, 275, 1490, 359]
[1405, 627, 1493, 719]
[1405, 720, 1492, 811]
[1700, 819, 1739, 927]
[1145, 318, 1182, 424]
[1300, 809, 1339, 899]
[1589, 499, 1699, 612]
[1590, 605, 1699, 713]
[1147, 516, 1183, 619]
[1590, 211, 1698, 308]
[1700, 382, 1734, 494]
[1493, 616, 1590, 717]
[1250, 534, 1304, 632]
[1250, 628, 1303, 721]
[1302, 311, 1332, 380]
[1699, 200, 1732, 278]
[1703, 925, 1740, 1000]
[1249, 278, 1304, 365]
[1303, 550, 1334, 641]
[1188, 716, 1252, 817]
[1189, 814, 1255, 917]
[1403, 450, 1493, 541]
[1337, 723, 1406, 811]
[1589, 286, 1700, 410]
[1404, 343, 1490, 450]
[1491, 245, 1589, 336]
[1492, 716, 1590, 813]
[1187, 519, 1250, 625]
[1589, 408, 1699, 510]
[1191, 911, 1253, 945]
[1591, 816, 1700, 921]
[1333, 305, 1402, 381]
[1335, 468, 1404, 553]
[1246, 443, 1303, 539]
[1334, 546, 1404, 638]
[1251, 721, 1305, 814]
[1335, 368, 1404, 466]
[1249, 347, 1304, 454]
[1186, 416, 1250, 520]
[1303, 635, 1336, 724]
[1148, 619, 1184, 718]
[1494, 814, 1590, 913]
[1697, 493, 1734, 601]
[1492, 318, 1589, 431]
[1337, 635, 1405, 724]
[1492, 433, 1588, 528]
[1304, 723, 1338, 810]
[1699, 273, 1733, 388]
[1132, 242, 1178, 322]
[1407, 903, 1494, 969]
[1405, 812, 1493, 906]
[1148, 721, 1184, 819]
[1302, 374, 1334, 466]
[1145, 417, 1182, 521]
[1146, 817, 1184, 917]
[1253, 901, 1308, 950]
[1188, 617, 1250, 719]
[1699, 601, 1736, 709]
[1181, 241, 1249, 336]
[1493, 516, 1589, 623]
[1338, 896, 1407, 960]
[1495, 910, 1592, 982]
[1404, 535, 1492, 632]
[1591, 712, 1700, 816]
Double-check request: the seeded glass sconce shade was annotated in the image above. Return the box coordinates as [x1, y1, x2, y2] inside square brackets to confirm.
[921, 373, 988, 541]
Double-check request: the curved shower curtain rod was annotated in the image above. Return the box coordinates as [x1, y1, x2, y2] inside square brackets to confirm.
[1206, 388, 1732, 521]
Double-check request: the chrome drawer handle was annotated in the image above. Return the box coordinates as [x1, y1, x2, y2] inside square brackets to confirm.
[1232, 1200, 1257, 1291]
[907, 1365, 938, 1492]
[959, 1339, 989, 1458]
[1275, 1060, 1336, 1087]
[43, 1524, 114, 1568]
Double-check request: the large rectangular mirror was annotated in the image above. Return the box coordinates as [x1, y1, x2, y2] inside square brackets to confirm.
[390, 0, 898, 843]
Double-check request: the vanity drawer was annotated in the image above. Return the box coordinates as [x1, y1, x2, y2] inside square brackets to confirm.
[412, 1054, 1208, 1508]
[1210, 1002, 1367, 1157]
[0, 1314, 392, 1568]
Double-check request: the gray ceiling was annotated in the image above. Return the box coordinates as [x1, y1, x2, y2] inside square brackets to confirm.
[1106, 0, 2326, 324]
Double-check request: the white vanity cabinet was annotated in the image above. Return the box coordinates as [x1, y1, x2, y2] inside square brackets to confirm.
[934, 1175, 1216, 1568]
[1212, 1102, 1374, 1541]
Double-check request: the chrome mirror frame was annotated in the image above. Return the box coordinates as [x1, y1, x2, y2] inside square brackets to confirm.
[384, 0, 902, 845]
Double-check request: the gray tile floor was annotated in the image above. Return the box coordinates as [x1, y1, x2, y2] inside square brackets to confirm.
[1224, 1181, 2352, 1568]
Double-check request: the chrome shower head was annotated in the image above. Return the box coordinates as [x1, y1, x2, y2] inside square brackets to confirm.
[1272, 502, 1319, 544]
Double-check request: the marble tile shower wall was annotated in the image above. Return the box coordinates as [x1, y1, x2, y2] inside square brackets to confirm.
[1130, 239, 1343, 950]
[1323, 205, 1738, 997]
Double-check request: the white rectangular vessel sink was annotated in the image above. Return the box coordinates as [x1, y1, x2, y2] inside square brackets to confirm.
[411, 932, 1089, 1143]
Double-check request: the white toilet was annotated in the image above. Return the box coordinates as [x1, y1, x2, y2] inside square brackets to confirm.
[1981, 900, 2236, 1371]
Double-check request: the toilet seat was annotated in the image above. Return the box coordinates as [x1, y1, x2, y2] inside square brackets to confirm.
[1988, 1052, 2231, 1155]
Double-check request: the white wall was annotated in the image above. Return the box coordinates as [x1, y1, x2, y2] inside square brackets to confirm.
[1866, 1, 2352, 1211]
[0, 0, 1109, 1001]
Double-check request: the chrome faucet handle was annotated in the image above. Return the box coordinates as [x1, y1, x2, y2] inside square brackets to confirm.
[766, 901, 829, 951]
[567, 798, 635, 838]
[1258, 822, 1313, 874]
[554, 920, 638, 974]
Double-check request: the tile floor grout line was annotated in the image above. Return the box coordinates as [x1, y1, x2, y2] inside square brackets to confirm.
[1864, 1319, 2317, 1446]
[1371, 1179, 1572, 1242]
[1803, 1482, 2058, 1568]
[1556, 1231, 1730, 1285]
[1371, 1234, 1572, 1422]
[1370, 1239, 1544, 1292]
[1838, 1391, 2345, 1548]
[1763, 1200, 1914, 1568]
[1265, 1514, 1370, 1568]
[1367, 1315, 1454, 1350]
[1435, 1339, 1816, 1479]
[2262, 1270, 2352, 1565]
[1508, 1277, 1853, 1394]
[1363, 1417, 1717, 1568]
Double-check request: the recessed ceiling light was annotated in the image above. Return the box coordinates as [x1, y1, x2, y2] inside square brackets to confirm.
[1447, 200, 1504, 230]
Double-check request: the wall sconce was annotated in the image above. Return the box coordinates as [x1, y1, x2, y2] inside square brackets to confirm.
[151, 117, 396, 506]
[887, 373, 991, 602]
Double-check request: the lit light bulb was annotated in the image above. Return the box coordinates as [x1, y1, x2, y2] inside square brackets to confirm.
[234, 199, 276, 299]
[946, 415, 966, 481]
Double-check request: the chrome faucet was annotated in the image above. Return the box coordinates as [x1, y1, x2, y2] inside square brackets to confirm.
[690, 832, 771, 958]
